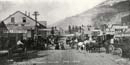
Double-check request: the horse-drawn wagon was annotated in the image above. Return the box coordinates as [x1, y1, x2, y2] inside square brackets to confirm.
[78, 33, 120, 54]
[8, 44, 28, 62]
[95, 34, 123, 56]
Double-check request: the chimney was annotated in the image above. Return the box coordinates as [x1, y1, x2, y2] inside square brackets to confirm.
[25, 11, 27, 15]
[28, 12, 30, 17]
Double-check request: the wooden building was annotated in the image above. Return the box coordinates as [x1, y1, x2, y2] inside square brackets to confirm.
[0, 11, 47, 49]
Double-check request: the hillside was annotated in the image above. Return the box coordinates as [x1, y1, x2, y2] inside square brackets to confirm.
[52, 0, 130, 30]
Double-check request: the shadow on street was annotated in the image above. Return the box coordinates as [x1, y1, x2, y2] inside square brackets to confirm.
[0, 50, 49, 65]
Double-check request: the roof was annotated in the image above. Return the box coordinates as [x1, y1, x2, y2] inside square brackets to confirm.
[38, 21, 47, 27]
[2, 11, 46, 28]
[0, 21, 7, 30]
[112, 24, 122, 26]
[39, 29, 51, 31]
[108, 24, 128, 29]
[112, 24, 128, 29]
[61, 34, 74, 37]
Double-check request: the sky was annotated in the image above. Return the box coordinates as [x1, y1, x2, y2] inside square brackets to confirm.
[0, 0, 106, 25]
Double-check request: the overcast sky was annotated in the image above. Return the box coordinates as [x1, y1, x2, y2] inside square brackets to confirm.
[0, 0, 106, 25]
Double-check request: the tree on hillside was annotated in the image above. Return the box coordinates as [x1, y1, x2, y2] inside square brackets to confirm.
[75, 26, 78, 32]
[79, 26, 82, 33]
[51, 27, 55, 35]
[100, 24, 108, 31]
[68, 25, 72, 34]
[72, 26, 75, 33]
[54, 26, 57, 30]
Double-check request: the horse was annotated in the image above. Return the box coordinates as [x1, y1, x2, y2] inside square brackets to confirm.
[91, 40, 101, 52]
[69, 38, 78, 49]
[108, 44, 115, 53]
[83, 39, 99, 52]
[77, 42, 86, 51]
[84, 40, 91, 52]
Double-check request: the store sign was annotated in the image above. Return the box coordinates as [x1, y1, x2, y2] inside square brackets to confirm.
[113, 26, 128, 29]
[9, 30, 27, 33]
[115, 34, 130, 37]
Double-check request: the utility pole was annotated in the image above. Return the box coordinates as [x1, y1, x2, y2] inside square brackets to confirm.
[33, 11, 39, 48]
[33, 11, 39, 37]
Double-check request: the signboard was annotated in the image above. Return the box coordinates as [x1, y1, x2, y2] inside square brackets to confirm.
[113, 26, 128, 29]
[115, 34, 130, 37]
[7, 30, 27, 33]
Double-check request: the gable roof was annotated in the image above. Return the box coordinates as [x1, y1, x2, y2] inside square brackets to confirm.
[112, 24, 122, 26]
[2, 11, 46, 28]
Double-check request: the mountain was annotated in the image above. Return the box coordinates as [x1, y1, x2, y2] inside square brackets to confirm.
[52, 0, 130, 30]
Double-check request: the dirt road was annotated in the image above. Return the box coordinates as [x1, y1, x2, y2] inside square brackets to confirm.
[10, 49, 130, 65]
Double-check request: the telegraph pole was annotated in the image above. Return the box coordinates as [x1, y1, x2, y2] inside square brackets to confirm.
[33, 11, 39, 48]
[33, 11, 39, 37]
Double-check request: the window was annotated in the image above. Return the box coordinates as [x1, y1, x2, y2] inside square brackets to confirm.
[11, 17, 15, 23]
[22, 17, 26, 23]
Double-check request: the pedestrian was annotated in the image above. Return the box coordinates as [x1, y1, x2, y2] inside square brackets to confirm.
[16, 39, 26, 52]
[17, 39, 24, 48]
[110, 38, 114, 45]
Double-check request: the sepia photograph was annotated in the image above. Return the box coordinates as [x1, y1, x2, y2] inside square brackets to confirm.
[0, 0, 130, 65]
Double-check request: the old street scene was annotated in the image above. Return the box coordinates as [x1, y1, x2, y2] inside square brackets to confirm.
[0, 0, 130, 65]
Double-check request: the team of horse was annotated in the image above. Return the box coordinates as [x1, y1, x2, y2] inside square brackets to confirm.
[67, 34, 117, 53]
[76, 39, 101, 52]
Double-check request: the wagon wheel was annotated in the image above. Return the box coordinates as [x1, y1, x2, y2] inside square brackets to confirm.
[99, 47, 106, 53]
[108, 45, 115, 54]
[114, 48, 122, 57]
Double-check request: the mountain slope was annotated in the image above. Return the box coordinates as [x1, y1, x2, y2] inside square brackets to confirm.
[53, 0, 130, 30]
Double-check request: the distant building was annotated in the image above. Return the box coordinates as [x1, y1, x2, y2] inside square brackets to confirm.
[39, 28, 52, 36]
[121, 14, 130, 27]
[82, 25, 95, 35]
[39, 26, 66, 37]
[81, 25, 103, 36]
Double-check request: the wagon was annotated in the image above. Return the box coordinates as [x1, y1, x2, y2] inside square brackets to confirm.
[96, 34, 123, 56]
[8, 45, 28, 62]
[95, 34, 115, 53]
